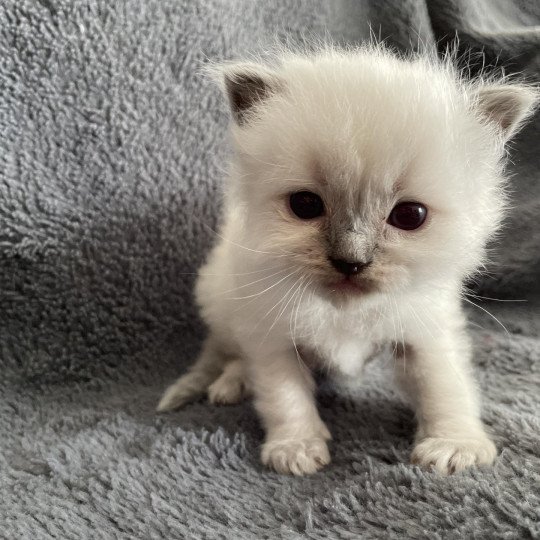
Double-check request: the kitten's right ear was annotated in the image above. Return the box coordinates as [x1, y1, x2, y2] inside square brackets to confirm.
[213, 63, 283, 124]
[475, 84, 539, 141]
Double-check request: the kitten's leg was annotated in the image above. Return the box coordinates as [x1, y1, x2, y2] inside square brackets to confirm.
[157, 335, 226, 412]
[396, 332, 496, 475]
[208, 357, 250, 405]
[251, 348, 331, 475]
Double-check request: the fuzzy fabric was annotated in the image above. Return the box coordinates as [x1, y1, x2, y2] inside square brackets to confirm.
[1, 1, 539, 538]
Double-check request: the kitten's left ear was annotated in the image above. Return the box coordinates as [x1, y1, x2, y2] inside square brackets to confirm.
[219, 63, 283, 124]
[475, 84, 539, 141]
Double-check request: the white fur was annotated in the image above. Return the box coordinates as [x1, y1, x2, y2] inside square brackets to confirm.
[158, 45, 538, 475]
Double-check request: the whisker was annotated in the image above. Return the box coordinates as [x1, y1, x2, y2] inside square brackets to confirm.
[290, 278, 312, 373]
[406, 301, 435, 343]
[257, 275, 307, 348]
[461, 297, 510, 337]
[217, 267, 290, 296]
[468, 321, 486, 330]
[267, 275, 306, 337]
[256, 274, 305, 330]
[179, 266, 285, 277]
[191, 215, 292, 257]
[230, 270, 300, 301]
[464, 292, 527, 303]
[291, 277, 311, 342]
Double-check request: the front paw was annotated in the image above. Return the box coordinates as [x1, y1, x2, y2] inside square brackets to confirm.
[411, 435, 497, 475]
[207, 373, 246, 405]
[261, 437, 330, 475]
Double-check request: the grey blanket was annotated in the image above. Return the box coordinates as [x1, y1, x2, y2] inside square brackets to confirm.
[1, 1, 539, 538]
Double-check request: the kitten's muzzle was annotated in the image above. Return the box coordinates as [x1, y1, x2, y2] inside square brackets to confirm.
[329, 257, 371, 276]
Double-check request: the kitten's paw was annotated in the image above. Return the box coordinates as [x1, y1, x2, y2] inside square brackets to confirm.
[207, 372, 247, 405]
[157, 372, 208, 412]
[317, 422, 332, 441]
[157, 380, 193, 412]
[411, 435, 497, 475]
[261, 437, 330, 475]
[157, 384, 189, 412]
[207, 358, 248, 405]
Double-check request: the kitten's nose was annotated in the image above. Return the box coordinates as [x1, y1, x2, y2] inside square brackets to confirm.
[329, 257, 370, 276]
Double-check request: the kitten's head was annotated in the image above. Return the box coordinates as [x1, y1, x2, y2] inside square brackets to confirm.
[216, 47, 538, 299]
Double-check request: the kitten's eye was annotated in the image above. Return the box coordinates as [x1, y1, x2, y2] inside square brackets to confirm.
[289, 191, 325, 220]
[388, 202, 427, 230]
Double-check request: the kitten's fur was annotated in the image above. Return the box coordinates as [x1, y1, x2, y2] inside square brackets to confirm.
[158, 45, 538, 475]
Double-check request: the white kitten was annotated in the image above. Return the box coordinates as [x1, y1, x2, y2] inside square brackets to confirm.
[158, 45, 538, 475]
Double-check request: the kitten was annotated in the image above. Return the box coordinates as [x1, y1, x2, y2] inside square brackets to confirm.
[158, 45, 538, 475]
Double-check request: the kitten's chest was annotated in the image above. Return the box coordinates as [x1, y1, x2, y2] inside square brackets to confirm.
[296, 300, 390, 373]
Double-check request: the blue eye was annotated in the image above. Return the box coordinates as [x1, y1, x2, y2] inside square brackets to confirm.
[388, 202, 427, 230]
[289, 191, 325, 220]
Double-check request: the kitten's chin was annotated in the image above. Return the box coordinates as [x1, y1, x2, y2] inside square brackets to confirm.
[322, 277, 377, 299]
[329, 279, 365, 294]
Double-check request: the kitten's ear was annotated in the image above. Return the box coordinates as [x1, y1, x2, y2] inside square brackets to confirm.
[215, 63, 283, 124]
[475, 85, 539, 141]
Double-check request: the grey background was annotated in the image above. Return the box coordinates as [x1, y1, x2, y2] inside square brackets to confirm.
[1, 1, 539, 538]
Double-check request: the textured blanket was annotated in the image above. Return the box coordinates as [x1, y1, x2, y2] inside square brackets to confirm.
[1, 1, 539, 538]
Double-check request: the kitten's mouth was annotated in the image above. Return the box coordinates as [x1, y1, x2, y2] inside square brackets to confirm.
[327, 277, 367, 295]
